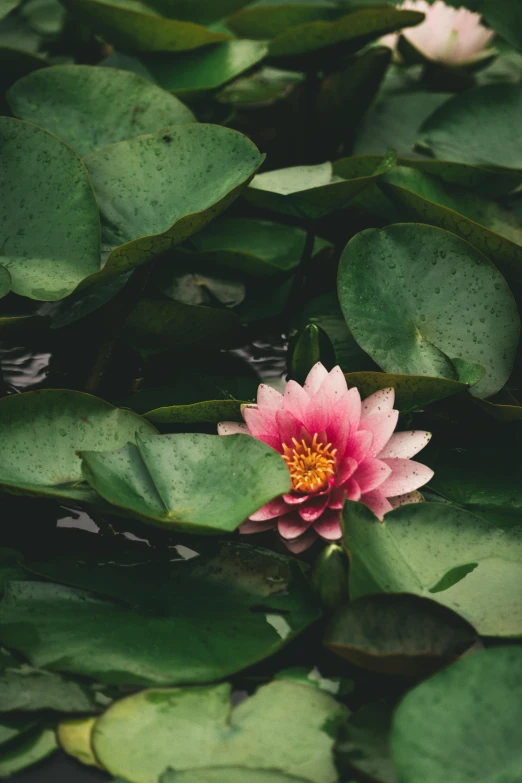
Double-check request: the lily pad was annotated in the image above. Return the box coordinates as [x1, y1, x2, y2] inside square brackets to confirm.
[245, 156, 392, 219]
[217, 65, 304, 105]
[391, 647, 522, 783]
[0, 389, 156, 502]
[336, 703, 397, 783]
[140, 40, 269, 98]
[324, 593, 476, 676]
[229, 5, 424, 61]
[123, 299, 242, 357]
[161, 770, 310, 783]
[379, 166, 522, 282]
[58, 717, 103, 768]
[344, 500, 522, 637]
[144, 399, 245, 424]
[8, 65, 195, 156]
[81, 432, 290, 532]
[416, 84, 522, 169]
[83, 124, 263, 279]
[0, 264, 11, 298]
[0, 116, 101, 301]
[338, 223, 520, 398]
[1, 542, 319, 685]
[59, 0, 230, 52]
[344, 371, 473, 413]
[175, 217, 326, 277]
[0, 665, 98, 712]
[92, 680, 347, 783]
[0, 715, 39, 748]
[0, 726, 58, 777]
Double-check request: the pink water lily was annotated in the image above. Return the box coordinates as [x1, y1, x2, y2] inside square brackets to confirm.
[381, 0, 495, 66]
[219, 363, 434, 553]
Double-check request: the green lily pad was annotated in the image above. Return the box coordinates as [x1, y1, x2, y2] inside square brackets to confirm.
[416, 84, 522, 169]
[83, 124, 263, 279]
[58, 716, 103, 768]
[344, 371, 473, 412]
[123, 299, 242, 357]
[229, 4, 423, 60]
[1, 542, 319, 684]
[482, 0, 522, 52]
[147, 0, 251, 24]
[20, 0, 65, 35]
[0, 665, 98, 712]
[217, 65, 304, 105]
[245, 155, 392, 219]
[59, 0, 230, 52]
[8, 65, 195, 156]
[354, 91, 452, 159]
[336, 703, 397, 783]
[125, 372, 257, 414]
[427, 444, 522, 526]
[0, 389, 156, 502]
[0, 726, 58, 777]
[0, 116, 101, 301]
[0, 264, 11, 298]
[344, 500, 522, 637]
[176, 217, 326, 277]
[324, 593, 476, 676]
[0, 0, 20, 21]
[144, 399, 245, 424]
[391, 647, 522, 783]
[0, 716, 39, 749]
[338, 223, 520, 398]
[92, 680, 347, 783]
[379, 166, 522, 282]
[81, 432, 290, 532]
[161, 770, 310, 783]
[474, 398, 522, 421]
[140, 40, 269, 98]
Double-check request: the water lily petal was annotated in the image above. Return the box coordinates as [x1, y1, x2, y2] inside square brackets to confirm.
[303, 362, 328, 397]
[361, 387, 395, 419]
[378, 430, 432, 459]
[360, 409, 399, 458]
[257, 383, 284, 413]
[239, 519, 277, 534]
[298, 494, 329, 522]
[249, 498, 290, 521]
[314, 510, 342, 541]
[353, 458, 392, 494]
[278, 511, 313, 540]
[284, 530, 318, 553]
[283, 380, 310, 422]
[360, 489, 393, 520]
[379, 458, 434, 496]
[389, 490, 425, 508]
[217, 422, 250, 436]
[242, 406, 281, 450]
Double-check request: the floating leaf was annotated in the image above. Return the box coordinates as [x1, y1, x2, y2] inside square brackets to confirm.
[58, 717, 103, 768]
[161, 770, 310, 783]
[0, 265, 11, 298]
[344, 501, 522, 637]
[123, 299, 242, 357]
[325, 594, 476, 676]
[144, 399, 245, 424]
[84, 124, 263, 279]
[174, 217, 324, 277]
[0, 389, 156, 502]
[344, 371, 473, 412]
[8, 65, 195, 156]
[218, 65, 304, 105]
[2, 542, 319, 685]
[0, 0, 20, 21]
[59, 0, 230, 52]
[379, 166, 522, 282]
[140, 40, 269, 98]
[0, 726, 57, 777]
[417, 84, 522, 169]
[0, 117, 100, 300]
[92, 680, 347, 783]
[338, 223, 520, 398]
[0, 666, 98, 712]
[0, 716, 38, 748]
[246, 156, 392, 219]
[81, 433, 290, 532]
[391, 647, 522, 783]
[336, 703, 397, 783]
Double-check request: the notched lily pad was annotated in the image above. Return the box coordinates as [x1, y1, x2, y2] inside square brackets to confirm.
[344, 371, 474, 413]
[80, 432, 290, 532]
[8, 64, 195, 156]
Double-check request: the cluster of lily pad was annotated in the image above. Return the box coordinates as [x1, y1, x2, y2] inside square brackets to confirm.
[1, 0, 522, 781]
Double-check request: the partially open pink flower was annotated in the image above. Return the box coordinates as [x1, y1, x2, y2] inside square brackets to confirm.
[218, 363, 433, 553]
[381, 0, 495, 66]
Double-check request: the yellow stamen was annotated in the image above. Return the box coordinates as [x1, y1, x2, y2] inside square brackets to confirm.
[282, 433, 337, 494]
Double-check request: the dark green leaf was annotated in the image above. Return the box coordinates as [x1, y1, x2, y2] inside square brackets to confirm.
[0, 726, 57, 777]
[344, 370, 473, 412]
[391, 647, 522, 783]
[0, 117, 100, 300]
[1, 543, 319, 685]
[81, 433, 290, 532]
[0, 666, 98, 712]
[0, 389, 156, 502]
[336, 703, 397, 783]
[338, 223, 520, 398]
[325, 593, 476, 676]
[8, 65, 195, 156]
[344, 500, 522, 636]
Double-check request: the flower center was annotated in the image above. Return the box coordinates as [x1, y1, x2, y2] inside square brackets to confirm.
[282, 433, 337, 493]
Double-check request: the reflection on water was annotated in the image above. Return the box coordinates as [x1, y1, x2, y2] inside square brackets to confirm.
[231, 337, 288, 382]
[0, 345, 51, 393]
